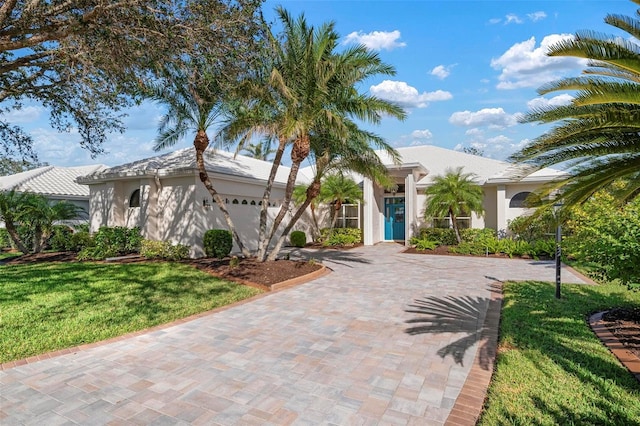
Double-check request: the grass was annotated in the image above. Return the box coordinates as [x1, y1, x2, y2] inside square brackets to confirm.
[0, 251, 21, 261]
[479, 280, 640, 425]
[0, 261, 261, 364]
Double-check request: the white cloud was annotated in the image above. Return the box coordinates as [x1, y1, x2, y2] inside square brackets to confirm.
[411, 129, 433, 139]
[488, 18, 502, 25]
[430, 64, 454, 80]
[2, 106, 44, 124]
[527, 94, 573, 110]
[491, 34, 587, 89]
[343, 30, 406, 51]
[465, 128, 484, 137]
[449, 107, 519, 128]
[528, 11, 547, 22]
[487, 135, 512, 145]
[505, 14, 523, 25]
[370, 80, 452, 108]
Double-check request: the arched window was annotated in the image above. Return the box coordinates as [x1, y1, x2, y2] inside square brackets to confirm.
[250, 200, 256, 205]
[241, 199, 248, 205]
[129, 189, 141, 208]
[509, 192, 532, 208]
[232, 199, 239, 204]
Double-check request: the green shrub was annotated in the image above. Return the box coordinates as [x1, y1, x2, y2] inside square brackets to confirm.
[508, 210, 556, 242]
[417, 228, 457, 245]
[77, 226, 142, 260]
[141, 240, 190, 260]
[0, 228, 11, 249]
[320, 228, 361, 246]
[460, 228, 495, 243]
[409, 237, 439, 251]
[69, 231, 93, 252]
[290, 230, 307, 248]
[49, 225, 74, 251]
[203, 229, 233, 258]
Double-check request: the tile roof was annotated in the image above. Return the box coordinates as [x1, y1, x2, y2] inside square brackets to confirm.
[0, 164, 107, 198]
[78, 147, 292, 185]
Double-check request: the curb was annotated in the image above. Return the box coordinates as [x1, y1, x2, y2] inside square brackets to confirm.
[589, 311, 640, 383]
[445, 281, 503, 425]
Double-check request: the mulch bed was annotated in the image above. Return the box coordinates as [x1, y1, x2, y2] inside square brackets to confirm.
[0, 251, 322, 290]
[186, 257, 322, 289]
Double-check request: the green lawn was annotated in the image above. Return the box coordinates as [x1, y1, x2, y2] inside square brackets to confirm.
[0, 261, 261, 363]
[0, 251, 21, 261]
[479, 280, 640, 425]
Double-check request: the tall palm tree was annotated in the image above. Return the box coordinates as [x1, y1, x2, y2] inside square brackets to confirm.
[266, 126, 398, 260]
[149, 62, 252, 257]
[221, 7, 405, 261]
[511, 0, 640, 207]
[423, 167, 484, 244]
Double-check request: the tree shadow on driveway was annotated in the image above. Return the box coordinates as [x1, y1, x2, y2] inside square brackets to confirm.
[404, 294, 493, 368]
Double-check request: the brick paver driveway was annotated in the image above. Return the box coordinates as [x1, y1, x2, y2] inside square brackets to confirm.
[1, 243, 589, 425]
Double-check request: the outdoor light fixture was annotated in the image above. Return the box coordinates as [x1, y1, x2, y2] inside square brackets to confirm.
[553, 202, 563, 299]
[203, 198, 211, 209]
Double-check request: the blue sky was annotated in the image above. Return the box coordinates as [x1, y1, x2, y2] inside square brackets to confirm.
[7, 0, 632, 167]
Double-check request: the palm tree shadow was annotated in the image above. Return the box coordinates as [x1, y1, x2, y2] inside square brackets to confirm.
[405, 295, 492, 367]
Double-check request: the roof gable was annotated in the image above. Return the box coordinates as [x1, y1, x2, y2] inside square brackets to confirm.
[0, 164, 106, 198]
[79, 148, 291, 185]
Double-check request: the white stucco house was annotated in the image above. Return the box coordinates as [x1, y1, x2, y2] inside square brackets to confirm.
[77, 145, 564, 257]
[360, 145, 565, 245]
[0, 164, 107, 224]
[77, 148, 299, 257]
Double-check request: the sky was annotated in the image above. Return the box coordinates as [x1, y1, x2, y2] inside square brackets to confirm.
[6, 0, 634, 168]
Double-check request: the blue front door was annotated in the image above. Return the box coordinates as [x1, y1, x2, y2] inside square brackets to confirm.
[384, 198, 405, 241]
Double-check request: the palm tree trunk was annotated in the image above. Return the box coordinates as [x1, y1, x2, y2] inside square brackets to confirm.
[450, 209, 461, 244]
[266, 180, 320, 261]
[4, 221, 29, 254]
[194, 132, 251, 258]
[256, 136, 287, 260]
[259, 134, 310, 261]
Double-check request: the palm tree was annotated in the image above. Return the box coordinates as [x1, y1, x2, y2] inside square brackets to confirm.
[221, 7, 405, 261]
[0, 190, 82, 253]
[0, 190, 30, 253]
[266, 126, 398, 260]
[18, 194, 83, 253]
[423, 167, 484, 244]
[511, 1, 640, 207]
[321, 173, 363, 229]
[241, 138, 275, 161]
[148, 62, 252, 257]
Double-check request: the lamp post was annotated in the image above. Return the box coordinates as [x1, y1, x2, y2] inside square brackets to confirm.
[553, 203, 563, 299]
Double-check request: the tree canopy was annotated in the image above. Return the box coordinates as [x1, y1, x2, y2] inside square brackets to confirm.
[0, 0, 264, 163]
[511, 0, 640, 207]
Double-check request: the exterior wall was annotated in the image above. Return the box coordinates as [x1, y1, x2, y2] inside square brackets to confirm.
[483, 187, 498, 230]
[504, 183, 540, 229]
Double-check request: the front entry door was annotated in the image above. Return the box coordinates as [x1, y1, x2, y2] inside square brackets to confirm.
[384, 197, 405, 241]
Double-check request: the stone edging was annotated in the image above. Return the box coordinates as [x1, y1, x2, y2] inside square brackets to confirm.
[589, 311, 640, 382]
[445, 281, 503, 425]
[0, 264, 329, 371]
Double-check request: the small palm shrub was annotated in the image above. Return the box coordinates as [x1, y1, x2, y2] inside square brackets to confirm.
[409, 236, 439, 251]
[320, 228, 361, 246]
[203, 229, 233, 258]
[140, 240, 190, 260]
[290, 230, 307, 248]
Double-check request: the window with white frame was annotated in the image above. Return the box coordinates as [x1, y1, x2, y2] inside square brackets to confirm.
[335, 203, 360, 229]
